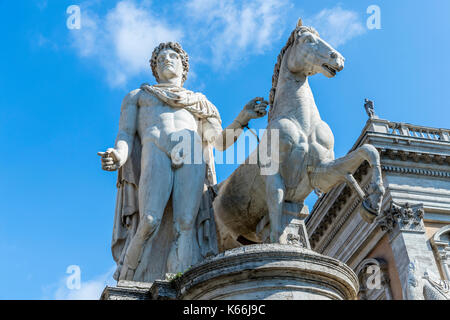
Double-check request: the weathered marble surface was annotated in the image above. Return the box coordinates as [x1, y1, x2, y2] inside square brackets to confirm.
[101, 281, 153, 300]
[176, 244, 358, 300]
[406, 261, 450, 300]
[256, 202, 311, 248]
[101, 244, 359, 300]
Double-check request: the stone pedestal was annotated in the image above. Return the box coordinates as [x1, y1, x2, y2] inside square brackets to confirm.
[101, 281, 152, 300]
[102, 244, 358, 300]
[101, 280, 176, 300]
[256, 203, 311, 248]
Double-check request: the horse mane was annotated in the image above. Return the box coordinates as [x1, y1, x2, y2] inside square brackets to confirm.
[268, 26, 319, 121]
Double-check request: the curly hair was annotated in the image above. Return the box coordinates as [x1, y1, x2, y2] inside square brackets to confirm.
[150, 42, 189, 84]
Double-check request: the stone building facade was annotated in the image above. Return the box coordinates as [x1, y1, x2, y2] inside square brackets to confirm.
[306, 116, 450, 300]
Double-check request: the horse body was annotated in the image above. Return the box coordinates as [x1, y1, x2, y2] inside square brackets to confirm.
[214, 21, 385, 249]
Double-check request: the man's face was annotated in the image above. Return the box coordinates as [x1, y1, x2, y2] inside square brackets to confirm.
[156, 48, 183, 83]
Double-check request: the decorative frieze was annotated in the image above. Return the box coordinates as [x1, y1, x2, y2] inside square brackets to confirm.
[380, 149, 450, 166]
[377, 202, 425, 234]
[381, 165, 450, 178]
[309, 162, 369, 249]
[313, 197, 362, 253]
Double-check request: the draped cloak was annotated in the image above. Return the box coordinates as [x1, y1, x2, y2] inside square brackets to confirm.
[111, 83, 221, 281]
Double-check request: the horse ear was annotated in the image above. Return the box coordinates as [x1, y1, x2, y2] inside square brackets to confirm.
[297, 18, 303, 28]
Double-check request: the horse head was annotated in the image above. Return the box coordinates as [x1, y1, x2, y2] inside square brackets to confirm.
[286, 19, 345, 79]
[269, 19, 346, 118]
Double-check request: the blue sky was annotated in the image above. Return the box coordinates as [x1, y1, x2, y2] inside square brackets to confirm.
[1, 0, 449, 299]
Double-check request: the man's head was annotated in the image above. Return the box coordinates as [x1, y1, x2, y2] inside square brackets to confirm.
[150, 42, 189, 85]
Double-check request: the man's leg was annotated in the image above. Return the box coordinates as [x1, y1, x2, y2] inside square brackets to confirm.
[120, 142, 173, 280]
[167, 161, 206, 274]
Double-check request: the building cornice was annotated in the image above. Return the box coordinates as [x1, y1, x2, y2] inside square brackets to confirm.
[308, 118, 450, 251]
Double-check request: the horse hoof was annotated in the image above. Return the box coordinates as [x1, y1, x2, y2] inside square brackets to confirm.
[360, 199, 379, 224]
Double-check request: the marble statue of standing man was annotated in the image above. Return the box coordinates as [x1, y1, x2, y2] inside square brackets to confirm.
[98, 42, 268, 281]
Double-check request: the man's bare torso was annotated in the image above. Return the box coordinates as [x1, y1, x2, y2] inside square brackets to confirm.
[136, 89, 202, 154]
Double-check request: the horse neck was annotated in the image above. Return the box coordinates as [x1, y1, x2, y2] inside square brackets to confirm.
[270, 54, 320, 133]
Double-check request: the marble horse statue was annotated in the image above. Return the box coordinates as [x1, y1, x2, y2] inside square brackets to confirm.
[213, 19, 385, 249]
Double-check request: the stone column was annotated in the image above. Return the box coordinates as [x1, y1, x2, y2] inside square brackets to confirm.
[378, 202, 440, 299]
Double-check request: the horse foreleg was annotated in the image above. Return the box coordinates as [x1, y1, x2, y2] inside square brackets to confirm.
[310, 144, 385, 222]
[265, 173, 286, 243]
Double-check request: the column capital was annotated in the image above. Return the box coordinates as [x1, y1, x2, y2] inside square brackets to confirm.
[377, 201, 425, 235]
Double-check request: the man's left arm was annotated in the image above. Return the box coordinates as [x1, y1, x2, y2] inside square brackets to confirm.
[203, 97, 268, 151]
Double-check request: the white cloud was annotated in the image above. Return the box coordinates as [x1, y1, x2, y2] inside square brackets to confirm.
[71, 1, 183, 87]
[306, 6, 366, 48]
[185, 0, 290, 69]
[45, 266, 116, 300]
[66, 2, 367, 86]
[68, 0, 293, 85]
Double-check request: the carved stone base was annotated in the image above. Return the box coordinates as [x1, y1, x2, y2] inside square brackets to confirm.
[256, 202, 311, 248]
[101, 280, 176, 300]
[101, 281, 152, 300]
[102, 244, 358, 300]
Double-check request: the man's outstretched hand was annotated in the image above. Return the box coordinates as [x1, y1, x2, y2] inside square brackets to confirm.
[97, 148, 122, 171]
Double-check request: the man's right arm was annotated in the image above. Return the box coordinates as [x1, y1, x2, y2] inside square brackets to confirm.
[98, 89, 140, 171]
[114, 89, 140, 167]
